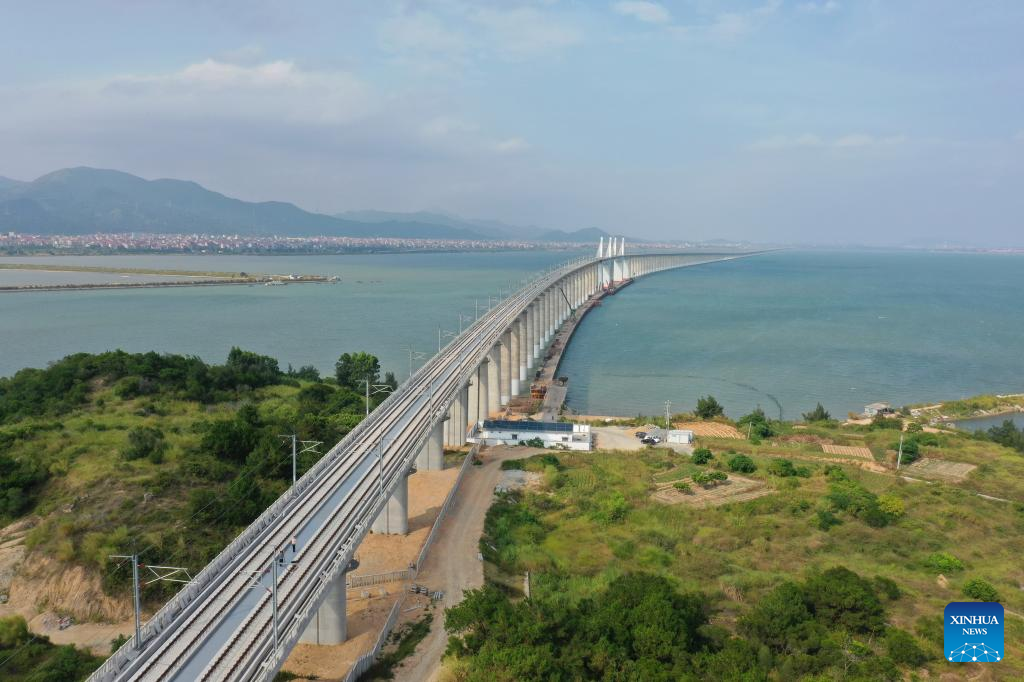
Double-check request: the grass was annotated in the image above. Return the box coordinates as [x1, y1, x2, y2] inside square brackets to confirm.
[359, 612, 433, 681]
[481, 427, 1024, 679]
[4, 382, 307, 604]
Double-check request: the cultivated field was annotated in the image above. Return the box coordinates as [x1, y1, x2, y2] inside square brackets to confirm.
[651, 474, 772, 508]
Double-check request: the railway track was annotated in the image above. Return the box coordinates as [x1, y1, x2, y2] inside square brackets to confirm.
[88, 251, 726, 682]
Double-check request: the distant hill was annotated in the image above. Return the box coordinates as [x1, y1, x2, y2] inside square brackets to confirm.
[0, 167, 629, 243]
[536, 227, 613, 243]
[0, 168, 488, 239]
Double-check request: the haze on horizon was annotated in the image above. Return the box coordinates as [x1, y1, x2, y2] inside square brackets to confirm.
[2, 1, 1022, 247]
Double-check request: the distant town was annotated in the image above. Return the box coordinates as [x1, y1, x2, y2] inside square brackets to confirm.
[0, 231, 726, 256]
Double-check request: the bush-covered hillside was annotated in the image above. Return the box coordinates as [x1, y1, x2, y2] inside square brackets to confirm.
[0, 348, 393, 609]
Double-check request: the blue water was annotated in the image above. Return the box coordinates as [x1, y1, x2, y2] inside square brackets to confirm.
[2, 250, 1021, 421]
[560, 250, 1024, 419]
[953, 414, 1023, 432]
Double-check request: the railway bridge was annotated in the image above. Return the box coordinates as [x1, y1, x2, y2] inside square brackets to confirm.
[89, 241, 746, 682]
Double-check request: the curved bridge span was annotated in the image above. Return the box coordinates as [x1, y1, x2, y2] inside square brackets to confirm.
[90, 247, 751, 682]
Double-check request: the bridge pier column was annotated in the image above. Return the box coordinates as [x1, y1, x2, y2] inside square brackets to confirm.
[467, 374, 479, 437]
[526, 305, 535, 370]
[487, 346, 501, 415]
[372, 470, 409, 535]
[518, 314, 528, 388]
[418, 419, 445, 471]
[300, 572, 347, 645]
[458, 384, 470, 445]
[509, 321, 520, 397]
[499, 331, 511, 406]
[477, 360, 490, 422]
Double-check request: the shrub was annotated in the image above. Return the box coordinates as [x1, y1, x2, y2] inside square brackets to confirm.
[768, 459, 810, 478]
[691, 447, 713, 465]
[803, 566, 886, 633]
[814, 509, 841, 531]
[877, 494, 905, 520]
[961, 578, 999, 602]
[728, 454, 756, 473]
[122, 426, 167, 463]
[885, 628, 928, 666]
[802, 403, 832, 422]
[692, 470, 728, 488]
[673, 481, 693, 494]
[523, 437, 545, 448]
[925, 551, 963, 573]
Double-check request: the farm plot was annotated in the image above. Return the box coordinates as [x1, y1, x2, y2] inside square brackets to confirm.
[674, 421, 744, 439]
[821, 443, 874, 460]
[903, 457, 976, 482]
[651, 474, 772, 508]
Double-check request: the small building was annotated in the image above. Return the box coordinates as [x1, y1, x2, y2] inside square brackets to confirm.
[473, 419, 592, 451]
[864, 402, 893, 418]
[667, 429, 694, 445]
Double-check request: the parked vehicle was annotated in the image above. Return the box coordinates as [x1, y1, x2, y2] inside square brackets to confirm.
[635, 431, 647, 439]
[641, 437, 656, 445]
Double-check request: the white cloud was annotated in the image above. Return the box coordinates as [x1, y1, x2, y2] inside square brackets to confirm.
[469, 7, 583, 58]
[380, 11, 467, 56]
[751, 133, 906, 150]
[798, 1, 841, 15]
[612, 1, 671, 25]
[671, 0, 782, 43]
[491, 137, 530, 153]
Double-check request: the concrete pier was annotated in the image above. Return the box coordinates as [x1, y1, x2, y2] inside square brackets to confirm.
[477, 360, 491, 421]
[509, 321, 521, 397]
[416, 419, 444, 471]
[371, 469, 409, 535]
[467, 373, 479, 436]
[499, 331, 512, 405]
[486, 346, 501, 415]
[300, 573, 347, 645]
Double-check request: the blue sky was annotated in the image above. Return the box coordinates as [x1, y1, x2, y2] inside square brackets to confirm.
[2, 1, 1022, 245]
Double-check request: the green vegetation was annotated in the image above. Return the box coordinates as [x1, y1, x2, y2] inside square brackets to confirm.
[737, 408, 776, 440]
[690, 447, 713, 465]
[694, 395, 724, 420]
[0, 616, 102, 681]
[0, 348, 387, 607]
[726, 453, 756, 473]
[361, 613, 433, 681]
[962, 577, 1000, 602]
[985, 419, 1024, 454]
[454, 436, 1024, 679]
[802, 403, 832, 423]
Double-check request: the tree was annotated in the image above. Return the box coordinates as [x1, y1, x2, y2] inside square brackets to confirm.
[738, 408, 775, 439]
[895, 436, 920, 464]
[962, 578, 999, 602]
[691, 447, 713, 464]
[383, 371, 399, 391]
[803, 567, 885, 633]
[728, 454, 757, 473]
[740, 582, 820, 654]
[877, 494, 905, 521]
[695, 395, 724, 420]
[802, 403, 832, 422]
[334, 352, 381, 391]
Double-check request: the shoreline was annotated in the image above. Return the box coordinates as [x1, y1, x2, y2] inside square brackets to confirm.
[0, 278, 330, 293]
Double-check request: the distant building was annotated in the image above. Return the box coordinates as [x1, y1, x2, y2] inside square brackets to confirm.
[667, 430, 694, 444]
[864, 402, 893, 417]
[472, 419, 592, 451]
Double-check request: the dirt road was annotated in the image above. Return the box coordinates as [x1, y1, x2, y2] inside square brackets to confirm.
[392, 446, 528, 682]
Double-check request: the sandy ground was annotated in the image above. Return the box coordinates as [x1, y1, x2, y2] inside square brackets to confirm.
[280, 464, 461, 681]
[392, 446, 528, 682]
[592, 426, 694, 454]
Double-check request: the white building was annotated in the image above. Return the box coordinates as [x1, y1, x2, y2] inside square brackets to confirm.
[472, 419, 592, 451]
[667, 430, 694, 444]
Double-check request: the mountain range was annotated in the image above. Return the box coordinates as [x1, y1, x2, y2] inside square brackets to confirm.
[0, 167, 617, 243]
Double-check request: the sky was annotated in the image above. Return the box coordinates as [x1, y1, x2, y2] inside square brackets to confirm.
[1, 0, 1022, 246]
